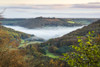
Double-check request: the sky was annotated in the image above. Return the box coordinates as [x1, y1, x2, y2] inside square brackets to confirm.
[0, 0, 100, 18]
[0, 0, 100, 5]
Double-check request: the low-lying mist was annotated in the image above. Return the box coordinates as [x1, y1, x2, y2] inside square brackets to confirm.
[4, 25, 83, 40]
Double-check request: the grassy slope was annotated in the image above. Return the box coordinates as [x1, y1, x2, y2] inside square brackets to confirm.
[45, 50, 59, 58]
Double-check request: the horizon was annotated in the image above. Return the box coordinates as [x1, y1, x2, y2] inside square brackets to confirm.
[2, 17, 100, 19]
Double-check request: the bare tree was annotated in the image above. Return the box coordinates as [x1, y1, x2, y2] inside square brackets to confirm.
[0, 8, 6, 25]
[0, 8, 6, 19]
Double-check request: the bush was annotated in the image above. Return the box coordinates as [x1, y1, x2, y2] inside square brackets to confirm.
[61, 32, 100, 67]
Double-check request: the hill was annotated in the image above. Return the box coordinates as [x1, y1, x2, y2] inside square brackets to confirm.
[41, 20, 100, 54]
[0, 25, 32, 39]
[0, 18, 97, 29]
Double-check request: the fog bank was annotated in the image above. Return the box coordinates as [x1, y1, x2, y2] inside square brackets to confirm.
[4, 25, 83, 40]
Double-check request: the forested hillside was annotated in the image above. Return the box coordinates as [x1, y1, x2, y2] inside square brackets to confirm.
[0, 18, 97, 29]
[0, 25, 32, 39]
[41, 20, 100, 54]
[5, 18, 82, 29]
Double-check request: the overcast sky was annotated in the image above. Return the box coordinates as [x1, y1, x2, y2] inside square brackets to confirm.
[0, 0, 100, 18]
[0, 0, 100, 5]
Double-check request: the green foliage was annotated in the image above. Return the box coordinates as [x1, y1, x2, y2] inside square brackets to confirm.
[67, 21, 75, 24]
[45, 50, 59, 58]
[56, 46, 72, 55]
[61, 32, 100, 67]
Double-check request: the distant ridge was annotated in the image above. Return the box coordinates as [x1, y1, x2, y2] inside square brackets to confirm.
[1, 17, 97, 29]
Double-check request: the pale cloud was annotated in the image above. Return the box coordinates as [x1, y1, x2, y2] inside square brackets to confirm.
[88, 2, 100, 4]
[72, 2, 100, 8]
[0, 2, 100, 10]
[0, 4, 72, 10]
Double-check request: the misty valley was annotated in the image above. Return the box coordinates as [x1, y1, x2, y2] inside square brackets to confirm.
[4, 25, 83, 40]
[0, 18, 100, 67]
[1, 18, 97, 41]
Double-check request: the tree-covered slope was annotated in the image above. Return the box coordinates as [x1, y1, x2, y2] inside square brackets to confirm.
[0, 25, 32, 39]
[12, 18, 82, 29]
[41, 20, 100, 54]
[0, 18, 97, 29]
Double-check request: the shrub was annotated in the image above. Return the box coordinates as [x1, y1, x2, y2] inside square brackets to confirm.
[61, 32, 100, 67]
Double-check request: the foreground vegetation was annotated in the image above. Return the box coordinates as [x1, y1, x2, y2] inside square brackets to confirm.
[61, 32, 100, 67]
[0, 29, 27, 67]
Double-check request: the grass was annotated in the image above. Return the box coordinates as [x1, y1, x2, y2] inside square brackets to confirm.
[17, 39, 59, 58]
[67, 21, 75, 24]
[19, 40, 42, 48]
[45, 50, 59, 58]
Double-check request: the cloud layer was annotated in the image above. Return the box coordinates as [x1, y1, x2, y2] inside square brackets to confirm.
[0, 2, 100, 10]
[72, 2, 100, 8]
